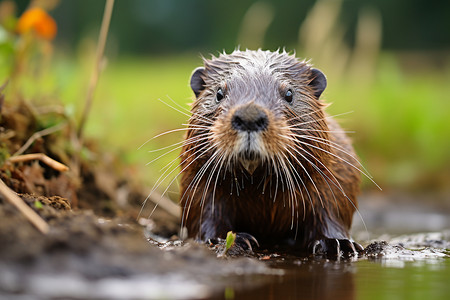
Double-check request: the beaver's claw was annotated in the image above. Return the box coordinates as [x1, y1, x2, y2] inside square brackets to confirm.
[311, 238, 364, 257]
[235, 232, 260, 251]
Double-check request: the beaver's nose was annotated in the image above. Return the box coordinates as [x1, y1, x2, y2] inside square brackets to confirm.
[231, 104, 268, 132]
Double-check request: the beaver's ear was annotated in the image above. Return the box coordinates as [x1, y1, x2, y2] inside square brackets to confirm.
[309, 68, 327, 99]
[190, 67, 206, 98]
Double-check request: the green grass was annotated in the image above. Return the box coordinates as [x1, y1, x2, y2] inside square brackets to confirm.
[326, 55, 450, 189]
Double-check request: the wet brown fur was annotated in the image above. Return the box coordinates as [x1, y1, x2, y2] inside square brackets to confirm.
[180, 50, 360, 249]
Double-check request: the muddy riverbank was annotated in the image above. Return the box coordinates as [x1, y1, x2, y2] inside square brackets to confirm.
[1, 191, 449, 299]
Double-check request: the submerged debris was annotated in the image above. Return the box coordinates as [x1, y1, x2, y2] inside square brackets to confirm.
[365, 240, 449, 260]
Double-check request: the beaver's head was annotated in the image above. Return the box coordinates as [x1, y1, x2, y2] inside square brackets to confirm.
[188, 49, 329, 175]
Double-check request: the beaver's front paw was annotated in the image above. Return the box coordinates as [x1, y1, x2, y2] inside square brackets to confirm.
[310, 239, 363, 257]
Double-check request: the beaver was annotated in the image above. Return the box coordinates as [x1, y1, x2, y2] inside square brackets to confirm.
[179, 49, 364, 255]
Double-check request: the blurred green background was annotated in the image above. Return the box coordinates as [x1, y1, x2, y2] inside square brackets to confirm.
[1, 0, 450, 199]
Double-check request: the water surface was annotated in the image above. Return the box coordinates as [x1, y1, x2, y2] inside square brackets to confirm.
[213, 253, 450, 300]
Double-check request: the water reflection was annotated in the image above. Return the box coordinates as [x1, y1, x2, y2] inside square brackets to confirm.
[355, 258, 450, 300]
[224, 258, 356, 300]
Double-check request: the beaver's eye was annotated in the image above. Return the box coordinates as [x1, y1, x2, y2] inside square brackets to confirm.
[216, 88, 224, 102]
[284, 89, 293, 103]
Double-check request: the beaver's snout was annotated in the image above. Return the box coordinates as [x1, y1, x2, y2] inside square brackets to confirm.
[231, 103, 268, 132]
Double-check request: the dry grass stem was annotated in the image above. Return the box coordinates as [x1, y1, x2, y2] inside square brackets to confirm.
[8, 153, 69, 172]
[0, 179, 50, 234]
[77, 0, 115, 140]
[13, 122, 67, 156]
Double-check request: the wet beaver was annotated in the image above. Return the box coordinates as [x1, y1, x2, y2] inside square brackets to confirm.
[180, 49, 363, 255]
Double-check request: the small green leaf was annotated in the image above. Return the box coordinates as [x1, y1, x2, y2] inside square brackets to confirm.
[34, 200, 43, 209]
[225, 231, 236, 251]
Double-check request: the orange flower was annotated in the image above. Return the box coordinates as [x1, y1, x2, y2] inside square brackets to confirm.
[16, 7, 57, 40]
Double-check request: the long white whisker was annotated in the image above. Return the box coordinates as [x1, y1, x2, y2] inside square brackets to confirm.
[289, 133, 373, 178]
[165, 95, 214, 123]
[140, 140, 209, 219]
[284, 107, 326, 123]
[280, 154, 299, 230]
[140, 127, 199, 147]
[149, 139, 211, 194]
[286, 136, 381, 189]
[146, 136, 211, 166]
[157, 140, 211, 175]
[287, 143, 339, 215]
[151, 143, 217, 222]
[201, 150, 226, 214]
[161, 144, 216, 198]
[199, 152, 222, 206]
[289, 143, 369, 239]
[289, 142, 346, 198]
[284, 111, 354, 128]
[180, 147, 220, 221]
[139, 126, 205, 150]
[142, 142, 214, 218]
[284, 145, 325, 208]
[181, 124, 212, 130]
[211, 151, 226, 214]
[158, 97, 214, 125]
[280, 150, 314, 217]
[147, 132, 211, 153]
[189, 150, 222, 238]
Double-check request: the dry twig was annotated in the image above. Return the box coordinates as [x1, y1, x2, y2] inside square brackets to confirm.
[0, 179, 49, 234]
[8, 153, 69, 172]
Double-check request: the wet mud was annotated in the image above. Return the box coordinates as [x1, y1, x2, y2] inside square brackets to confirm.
[0, 193, 275, 299]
